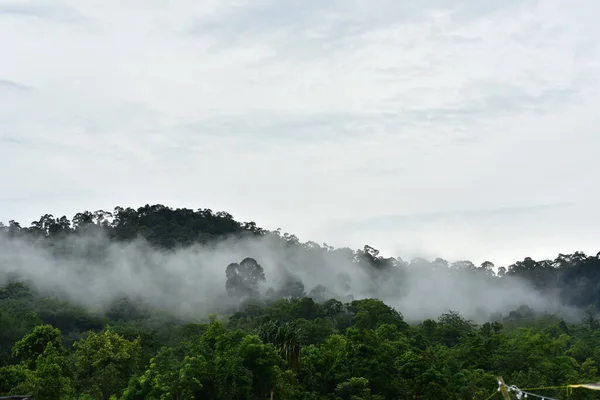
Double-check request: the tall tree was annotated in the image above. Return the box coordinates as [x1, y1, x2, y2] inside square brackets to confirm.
[257, 320, 306, 372]
[225, 257, 266, 300]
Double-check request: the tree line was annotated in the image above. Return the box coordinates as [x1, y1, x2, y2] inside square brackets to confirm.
[2, 204, 599, 309]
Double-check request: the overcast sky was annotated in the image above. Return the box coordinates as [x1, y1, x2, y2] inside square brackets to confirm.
[1, 0, 598, 266]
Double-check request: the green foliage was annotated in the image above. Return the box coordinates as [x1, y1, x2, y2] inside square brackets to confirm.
[72, 327, 142, 399]
[1, 204, 600, 398]
[1, 325, 73, 400]
[257, 320, 306, 371]
[334, 377, 384, 400]
[2, 292, 600, 399]
[13, 342, 75, 400]
[348, 298, 408, 331]
[12, 325, 64, 369]
[121, 346, 207, 400]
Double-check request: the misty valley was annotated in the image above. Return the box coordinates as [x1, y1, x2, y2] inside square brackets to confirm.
[1, 204, 599, 399]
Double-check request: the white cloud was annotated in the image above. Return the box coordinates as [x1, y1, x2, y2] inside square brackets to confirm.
[0, 0, 599, 266]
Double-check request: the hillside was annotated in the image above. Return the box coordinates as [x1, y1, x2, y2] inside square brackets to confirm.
[1, 204, 599, 399]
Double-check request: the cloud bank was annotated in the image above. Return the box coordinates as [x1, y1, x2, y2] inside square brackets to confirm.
[0, 231, 574, 323]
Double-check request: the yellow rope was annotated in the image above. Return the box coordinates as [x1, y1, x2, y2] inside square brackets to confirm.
[521, 385, 570, 391]
[521, 384, 577, 398]
[483, 381, 600, 399]
[484, 384, 569, 399]
[482, 390, 498, 400]
[485, 391, 498, 400]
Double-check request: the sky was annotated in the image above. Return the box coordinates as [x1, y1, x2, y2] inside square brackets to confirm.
[0, 0, 599, 267]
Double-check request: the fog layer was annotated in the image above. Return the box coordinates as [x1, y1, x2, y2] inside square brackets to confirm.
[0, 231, 575, 323]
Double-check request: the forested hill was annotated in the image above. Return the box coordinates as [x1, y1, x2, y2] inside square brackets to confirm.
[1, 204, 600, 399]
[1, 204, 599, 310]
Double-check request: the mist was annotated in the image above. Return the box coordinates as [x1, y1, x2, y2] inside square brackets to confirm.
[0, 230, 578, 324]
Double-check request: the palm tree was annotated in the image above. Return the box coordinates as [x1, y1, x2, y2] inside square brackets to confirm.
[257, 320, 305, 372]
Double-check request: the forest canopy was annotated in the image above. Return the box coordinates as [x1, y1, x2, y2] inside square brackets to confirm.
[1, 204, 599, 399]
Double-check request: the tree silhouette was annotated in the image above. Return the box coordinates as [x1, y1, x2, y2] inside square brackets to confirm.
[225, 257, 266, 300]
